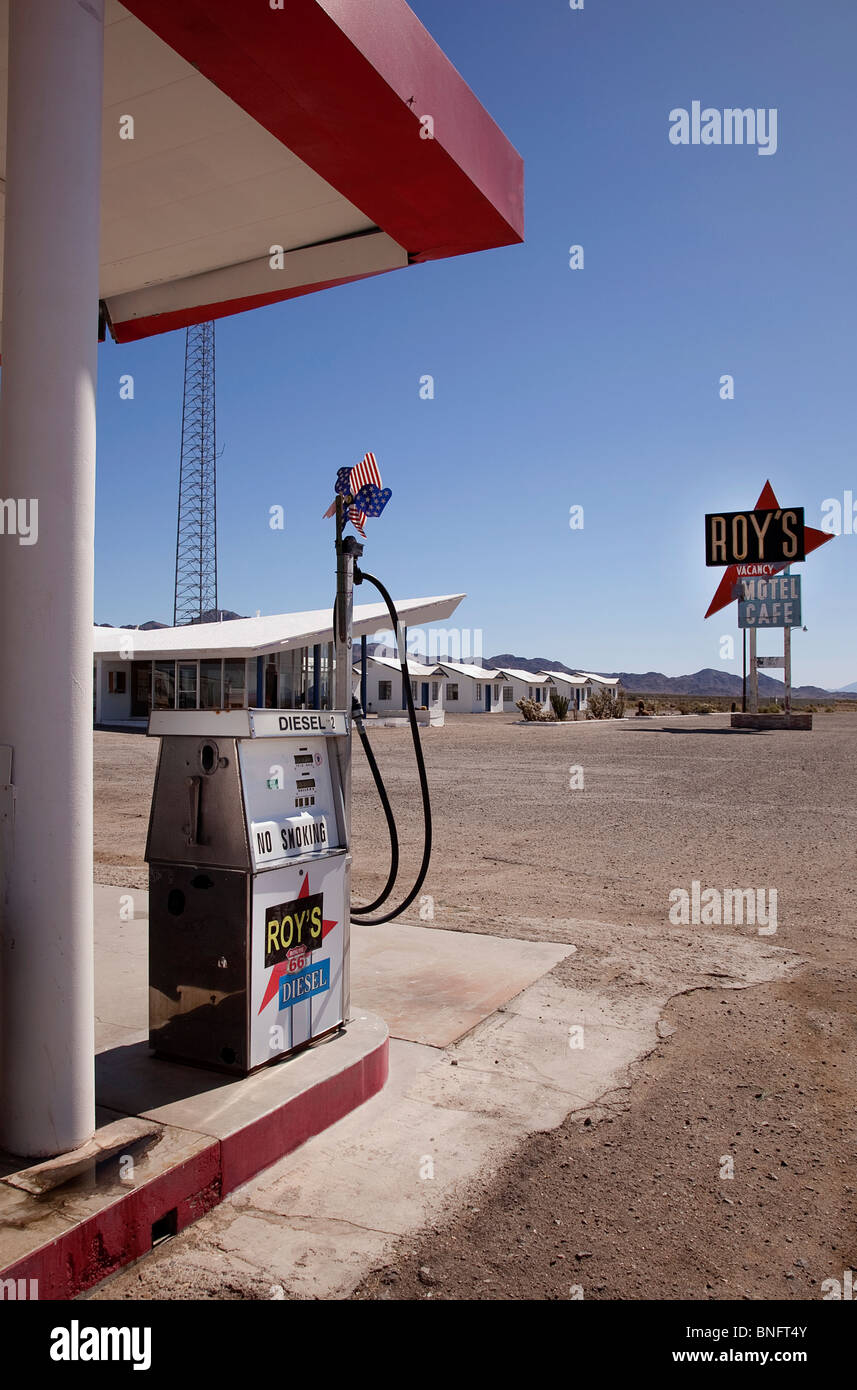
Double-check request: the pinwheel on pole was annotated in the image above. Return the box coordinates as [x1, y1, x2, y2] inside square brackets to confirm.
[323, 451, 392, 538]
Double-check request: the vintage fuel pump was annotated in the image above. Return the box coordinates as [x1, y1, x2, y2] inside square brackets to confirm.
[145, 458, 432, 1074]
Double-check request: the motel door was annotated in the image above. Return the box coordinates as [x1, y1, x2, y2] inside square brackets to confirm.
[421, 682, 429, 707]
[485, 685, 492, 711]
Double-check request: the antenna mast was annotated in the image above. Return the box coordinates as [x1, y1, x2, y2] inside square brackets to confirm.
[174, 321, 218, 624]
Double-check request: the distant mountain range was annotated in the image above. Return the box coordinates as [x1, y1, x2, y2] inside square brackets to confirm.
[96, 609, 245, 630]
[485, 654, 856, 701]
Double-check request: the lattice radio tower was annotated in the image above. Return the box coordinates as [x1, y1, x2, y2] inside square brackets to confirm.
[173, 321, 218, 625]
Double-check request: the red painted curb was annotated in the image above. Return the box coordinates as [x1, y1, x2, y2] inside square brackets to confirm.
[221, 1036, 390, 1197]
[1, 1033, 388, 1299]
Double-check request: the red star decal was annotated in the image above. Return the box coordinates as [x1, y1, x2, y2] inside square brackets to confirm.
[258, 875, 338, 1014]
[705, 480, 833, 619]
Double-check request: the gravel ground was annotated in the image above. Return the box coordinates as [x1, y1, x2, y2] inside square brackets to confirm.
[93, 711, 857, 1300]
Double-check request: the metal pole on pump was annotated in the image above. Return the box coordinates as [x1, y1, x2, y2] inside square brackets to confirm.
[333, 495, 362, 1023]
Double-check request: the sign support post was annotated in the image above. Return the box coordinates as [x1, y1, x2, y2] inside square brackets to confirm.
[748, 629, 759, 713]
[784, 625, 792, 716]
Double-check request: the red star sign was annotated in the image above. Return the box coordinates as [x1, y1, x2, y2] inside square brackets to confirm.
[705, 480, 833, 619]
[258, 874, 338, 1014]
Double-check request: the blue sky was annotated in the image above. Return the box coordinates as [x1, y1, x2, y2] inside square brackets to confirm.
[95, 0, 857, 688]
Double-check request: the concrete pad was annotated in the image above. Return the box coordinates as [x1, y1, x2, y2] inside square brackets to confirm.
[409, 1061, 591, 1130]
[350, 921, 574, 1046]
[95, 1011, 389, 1197]
[85, 899, 802, 1301]
[94, 882, 148, 1038]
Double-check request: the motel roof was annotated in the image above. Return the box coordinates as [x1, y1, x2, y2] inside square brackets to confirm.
[355, 654, 445, 679]
[575, 672, 620, 686]
[93, 593, 465, 661]
[0, 0, 524, 349]
[540, 670, 588, 688]
[492, 667, 548, 684]
[436, 661, 501, 681]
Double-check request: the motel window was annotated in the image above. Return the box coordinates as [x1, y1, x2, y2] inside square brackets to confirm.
[494, 685, 500, 701]
[379, 680, 392, 700]
[107, 669, 126, 695]
[200, 659, 223, 710]
[431, 682, 439, 701]
[503, 687, 513, 702]
[153, 661, 175, 710]
[411, 681, 418, 699]
[528, 687, 533, 699]
[447, 684, 459, 701]
[476, 684, 482, 699]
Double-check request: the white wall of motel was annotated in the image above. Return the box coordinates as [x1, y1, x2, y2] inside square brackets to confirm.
[354, 656, 445, 714]
[437, 662, 502, 713]
[488, 668, 543, 713]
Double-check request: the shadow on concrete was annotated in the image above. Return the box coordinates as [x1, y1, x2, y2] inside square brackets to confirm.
[96, 1040, 236, 1115]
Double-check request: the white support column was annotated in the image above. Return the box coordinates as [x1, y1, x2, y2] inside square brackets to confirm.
[0, 0, 105, 1156]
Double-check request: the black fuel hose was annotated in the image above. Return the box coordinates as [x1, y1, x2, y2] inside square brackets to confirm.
[350, 694, 400, 913]
[349, 568, 433, 924]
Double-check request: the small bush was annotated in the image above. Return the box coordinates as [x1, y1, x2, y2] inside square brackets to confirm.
[587, 688, 625, 720]
[550, 692, 570, 721]
[516, 698, 554, 722]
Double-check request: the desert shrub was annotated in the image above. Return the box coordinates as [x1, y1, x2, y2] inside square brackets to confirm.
[516, 698, 554, 722]
[587, 688, 624, 720]
[550, 692, 570, 721]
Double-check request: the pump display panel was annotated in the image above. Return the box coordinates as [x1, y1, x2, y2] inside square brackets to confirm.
[238, 735, 343, 871]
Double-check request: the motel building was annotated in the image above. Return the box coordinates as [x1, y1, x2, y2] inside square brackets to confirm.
[353, 654, 446, 720]
[540, 669, 588, 713]
[431, 663, 622, 715]
[487, 668, 545, 714]
[541, 670, 621, 713]
[489, 668, 623, 716]
[436, 661, 503, 713]
[576, 671, 622, 705]
[93, 596, 463, 727]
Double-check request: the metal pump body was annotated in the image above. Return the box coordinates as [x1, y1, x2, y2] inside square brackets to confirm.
[145, 708, 351, 1074]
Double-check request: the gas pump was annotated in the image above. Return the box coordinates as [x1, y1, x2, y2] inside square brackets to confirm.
[146, 706, 351, 1073]
[145, 457, 432, 1074]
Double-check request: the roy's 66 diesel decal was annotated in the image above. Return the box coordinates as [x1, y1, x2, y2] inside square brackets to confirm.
[257, 873, 338, 1013]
